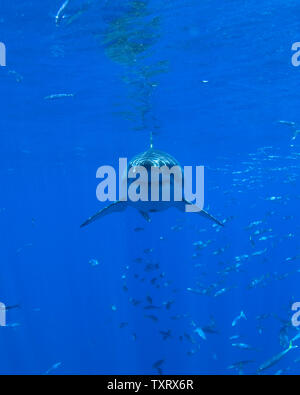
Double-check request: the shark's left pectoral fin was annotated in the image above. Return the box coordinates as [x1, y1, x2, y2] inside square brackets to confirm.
[181, 200, 224, 227]
[80, 201, 127, 228]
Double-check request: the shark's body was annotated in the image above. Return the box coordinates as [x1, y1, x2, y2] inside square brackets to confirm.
[81, 147, 223, 228]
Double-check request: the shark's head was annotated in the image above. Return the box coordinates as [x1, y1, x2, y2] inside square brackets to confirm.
[128, 148, 181, 172]
[126, 148, 183, 201]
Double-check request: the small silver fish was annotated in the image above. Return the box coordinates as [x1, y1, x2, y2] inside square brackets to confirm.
[232, 311, 247, 327]
[45, 93, 75, 100]
[55, 0, 70, 26]
[45, 362, 62, 375]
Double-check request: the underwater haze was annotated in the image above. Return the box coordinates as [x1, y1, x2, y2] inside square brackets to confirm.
[0, 0, 300, 375]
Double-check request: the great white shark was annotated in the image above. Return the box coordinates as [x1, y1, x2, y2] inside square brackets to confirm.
[80, 145, 223, 228]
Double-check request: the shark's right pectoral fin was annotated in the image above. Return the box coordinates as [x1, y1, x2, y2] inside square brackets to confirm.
[182, 200, 224, 227]
[198, 209, 224, 227]
[80, 201, 127, 228]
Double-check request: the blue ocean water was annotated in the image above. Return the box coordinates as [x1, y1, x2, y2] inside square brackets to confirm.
[0, 0, 300, 375]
